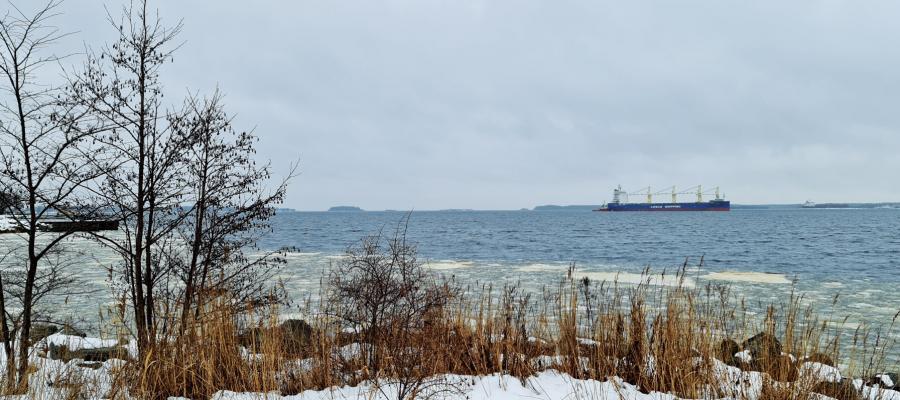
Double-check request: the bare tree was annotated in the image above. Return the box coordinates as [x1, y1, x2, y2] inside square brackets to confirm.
[170, 91, 291, 334]
[0, 0, 99, 390]
[66, 0, 186, 354]
[68, 0, 293, 356]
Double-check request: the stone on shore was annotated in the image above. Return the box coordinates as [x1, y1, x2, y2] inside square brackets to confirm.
[742, 332, 782, 363]
[239, 319, 314, 355]
[718, 339, 740, 366]
[812, 380, 862, 400]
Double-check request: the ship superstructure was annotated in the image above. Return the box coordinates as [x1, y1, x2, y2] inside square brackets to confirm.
[594, 185, 730, 212]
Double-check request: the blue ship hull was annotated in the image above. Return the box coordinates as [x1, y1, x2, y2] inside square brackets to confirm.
[599, 200, 730, 212]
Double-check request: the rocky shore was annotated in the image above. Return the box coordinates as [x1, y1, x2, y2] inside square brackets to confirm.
[4, 320, 898, 400]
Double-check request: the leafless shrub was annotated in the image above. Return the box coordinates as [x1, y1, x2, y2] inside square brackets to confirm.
[326, 217, 460, 392]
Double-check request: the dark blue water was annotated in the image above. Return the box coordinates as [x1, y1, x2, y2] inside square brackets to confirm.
[256, 208, 900, 345]
[7, 208, 893, 343]
[264, 209, 900, 285]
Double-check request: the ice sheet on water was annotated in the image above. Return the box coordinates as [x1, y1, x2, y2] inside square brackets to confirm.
[516, 263, 568, 272]
[424, 260, 474, 270]
[575, 271, 695, 288]
[702, 271, 791, 284]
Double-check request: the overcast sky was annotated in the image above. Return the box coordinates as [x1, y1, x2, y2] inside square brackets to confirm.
[45, 1, 900, 210]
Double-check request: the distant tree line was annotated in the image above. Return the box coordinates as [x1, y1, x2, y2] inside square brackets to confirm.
[0, 0, 293, 392]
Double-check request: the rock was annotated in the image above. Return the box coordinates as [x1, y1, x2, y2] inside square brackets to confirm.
[48, 343, 127, 362]
[869, 372, 899, 389]
[806, 352, 836, 367]
[742, 332, 782, 364]
[59, 324, 86, 338]
[76, 361, 103, 370]
[281, 319, 313, 349]
[80, 346, 127, 362]
[237, 326, 264, 349]
[239, 319, 315, 355]
[813, 380, 861, 400]
[26, 324, 85, 344]
[718, 339, 740, 366]
[29, 324, 59, 343]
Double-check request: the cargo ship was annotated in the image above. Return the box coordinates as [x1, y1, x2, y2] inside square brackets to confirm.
[593, 185, 730, 212]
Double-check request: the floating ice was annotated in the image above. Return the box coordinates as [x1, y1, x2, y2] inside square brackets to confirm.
[517, 263, 567, 272]
[575, 271, 695, 288]
[702, 271, 791, 284]
[424, 260, 475, 270]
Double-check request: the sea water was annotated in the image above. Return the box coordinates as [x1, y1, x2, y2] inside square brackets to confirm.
[264, 209, 900, 336]
[1, 209, 898, 353]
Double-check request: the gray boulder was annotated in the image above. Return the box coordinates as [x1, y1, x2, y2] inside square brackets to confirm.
[742, 332, 782, 363]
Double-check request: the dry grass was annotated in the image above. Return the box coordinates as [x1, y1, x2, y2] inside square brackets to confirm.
[108, 297, 286, 399]
[25, 259, 895, 399]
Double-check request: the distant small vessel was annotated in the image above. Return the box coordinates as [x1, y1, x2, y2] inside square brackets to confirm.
[801, 201, 849, 209]
[594, 185, 730, 212]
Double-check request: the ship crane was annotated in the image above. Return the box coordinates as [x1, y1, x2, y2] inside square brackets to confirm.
[673, 185, 723, 203]
[625, 186, 653, 204]
[676, 185, 703, 203]
[703, 186, 723, 200]
[618, 185, 723, 204]
[651, 186, 677, 204]
[595, 184, 730, 212]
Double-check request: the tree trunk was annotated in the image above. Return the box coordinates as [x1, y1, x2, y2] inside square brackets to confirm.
[0, 273, 16, 392]
[14, 66, 38, 387]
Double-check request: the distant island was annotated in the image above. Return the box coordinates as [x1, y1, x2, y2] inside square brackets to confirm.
[533, 205, 601, 211]
[328, 206, 364, 212]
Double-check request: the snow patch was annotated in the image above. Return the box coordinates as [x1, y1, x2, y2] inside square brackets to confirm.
[0, 215, 18, 231]
[734, 350, 752, 363]
[210, 370, 685, 400]
[877, 373, 896, 388]
[799, 362, 842, 383]
[42, 334, 118, 351]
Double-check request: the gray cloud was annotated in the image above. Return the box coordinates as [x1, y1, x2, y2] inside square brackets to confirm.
[46, 0, 900, 209]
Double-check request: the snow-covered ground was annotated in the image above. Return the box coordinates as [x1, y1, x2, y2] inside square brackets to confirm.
[208, 364, 900, 400]
[2, 334, 899, 400]
[0, 214, 17, 231]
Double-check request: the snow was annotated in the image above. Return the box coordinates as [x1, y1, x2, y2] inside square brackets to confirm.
[527, 336, 550, 345]
[210, 371, 683, 400]
[878, 373, 896, 388]
[710, 358, 765, 399]
[798, 362, 842, 383]
[781, 352, 797, 362]
[734, 349, 752, 363]
[854, 378, 900, 400]
[0, 215, 17, 231]
[42, 334, 118, 351]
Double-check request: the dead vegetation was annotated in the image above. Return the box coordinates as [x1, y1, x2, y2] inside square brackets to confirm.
[72, 229, 893, 399]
